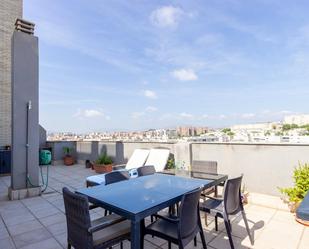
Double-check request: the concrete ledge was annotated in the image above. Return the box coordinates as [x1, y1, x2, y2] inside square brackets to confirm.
[8, 186, 41, 200]
[248, 192, 289, 211]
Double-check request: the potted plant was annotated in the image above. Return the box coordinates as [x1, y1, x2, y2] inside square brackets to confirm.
[63, 147, 75, 166]
[279, 163, 309, 213]
[93, 153, 113, 174]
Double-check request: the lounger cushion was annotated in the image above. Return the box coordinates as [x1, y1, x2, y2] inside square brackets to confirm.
[125, 149, 149, 170]
[86, 169, 138, 185]
[144, 148, 170, 172]
[296, 191, 309, 221]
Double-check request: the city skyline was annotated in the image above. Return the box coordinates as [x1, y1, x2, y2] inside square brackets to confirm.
[24, 1, 309, 133]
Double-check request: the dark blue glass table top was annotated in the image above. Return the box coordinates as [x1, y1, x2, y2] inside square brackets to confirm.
[77, 173, 212, 215]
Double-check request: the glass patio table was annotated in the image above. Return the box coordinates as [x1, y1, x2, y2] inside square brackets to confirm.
[159, 169, 228, 195]
[77, 173, 227, 249]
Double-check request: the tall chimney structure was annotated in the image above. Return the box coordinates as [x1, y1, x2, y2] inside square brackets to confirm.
[9, 18, 41, 199]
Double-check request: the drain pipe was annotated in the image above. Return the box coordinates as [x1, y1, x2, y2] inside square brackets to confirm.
[26, 100, 32, 187]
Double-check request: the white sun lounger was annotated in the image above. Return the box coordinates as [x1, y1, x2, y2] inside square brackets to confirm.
[86, 148, 150, 186]
[144, 148, 170, 172]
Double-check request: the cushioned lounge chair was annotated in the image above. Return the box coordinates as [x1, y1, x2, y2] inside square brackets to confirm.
[86, 149, 149, 186]
[144, 148, 170, 172]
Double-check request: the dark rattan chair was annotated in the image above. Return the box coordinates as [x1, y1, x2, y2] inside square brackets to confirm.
[105, 170, 130, 185]
[62, 187, 130, 249]
[199, 175, 253, 249]
[137, 165, 156, 176]
[142, 188, 207, 249]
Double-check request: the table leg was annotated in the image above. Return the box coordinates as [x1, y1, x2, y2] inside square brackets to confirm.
[131, 220, 141, 249]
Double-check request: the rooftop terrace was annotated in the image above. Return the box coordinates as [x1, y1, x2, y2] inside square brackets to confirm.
[0, 164, 308, 249]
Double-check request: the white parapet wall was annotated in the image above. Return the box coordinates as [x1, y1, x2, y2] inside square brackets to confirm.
[47, 140, 309, 198]
[191, 143, 309, 196]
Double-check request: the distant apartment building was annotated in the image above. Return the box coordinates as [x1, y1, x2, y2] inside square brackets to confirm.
[231, 122, 278, 132]
[176, 126, 208, 137]
[284, 115, 309, 126]
[0, 0, 23, 146]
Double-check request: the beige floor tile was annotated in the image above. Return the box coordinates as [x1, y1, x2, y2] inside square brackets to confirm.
[297, 227, 309, 249]
[253, 219, 303, 249]
[209, 232, 250, 249]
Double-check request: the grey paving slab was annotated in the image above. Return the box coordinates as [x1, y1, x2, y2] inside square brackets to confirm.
[39, 212, 66, 227]
[0, 225, 10, 239]
[46, 221, 67, 236]
[0, 237, 16, 249]
[19, 237, 62, 249]
[12, 227, 52, 248]
[7, 219, 43, 236]
[2, 211, 36, 227]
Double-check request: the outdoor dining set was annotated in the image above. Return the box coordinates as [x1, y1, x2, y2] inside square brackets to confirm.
[62, 148, 254, 249]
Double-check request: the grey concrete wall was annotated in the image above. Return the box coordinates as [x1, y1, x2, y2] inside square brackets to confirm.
[46, 141, 76, 163]
[48, 141, 175, 165]
[191, 143, 309, 196]
[11, 30, 39, 189]
[0, 0, 23, 146]
[76, 141, 98, 162]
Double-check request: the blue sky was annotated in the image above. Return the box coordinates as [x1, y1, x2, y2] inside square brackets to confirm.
[24, 0, 309, 133]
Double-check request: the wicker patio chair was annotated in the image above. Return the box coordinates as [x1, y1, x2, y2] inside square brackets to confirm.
[62, 187, 130, 249]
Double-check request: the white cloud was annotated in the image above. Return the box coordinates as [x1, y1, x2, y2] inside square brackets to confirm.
[171, 69, 198, 81]
[144, 90, 157, 99]
[180, 112, 194, 119]
[131, 106, 158, 119]
[74, 109, 109, 119]
[145, 106, 158, 112]
[150, 6, 184, 28]
[241, 113, 255, 119]
[131, 112, 145, 119]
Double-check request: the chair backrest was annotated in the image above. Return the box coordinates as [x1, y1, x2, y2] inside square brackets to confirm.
[125, 149, 150, 170]
[178, 188, 202, 241]
[144, 148, 170, 172]
[223, 175, 243, 215]
[62, 187, 92, 249]
[105, 171, 130, 185]
[137, 165, 156, 176]
[191, 160, 218, 174]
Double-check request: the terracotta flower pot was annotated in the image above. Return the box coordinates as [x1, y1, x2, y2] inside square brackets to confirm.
[93, 163, 113, 174]
[63, 155, 75, 166]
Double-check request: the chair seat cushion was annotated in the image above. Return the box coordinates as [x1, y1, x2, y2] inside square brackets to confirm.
[87, 175, 106, 185]
[91, 213, 124, 227]
[93, 219, 130, 246]
[200, 198, 224, 217]
[146, 218, 178, 239]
